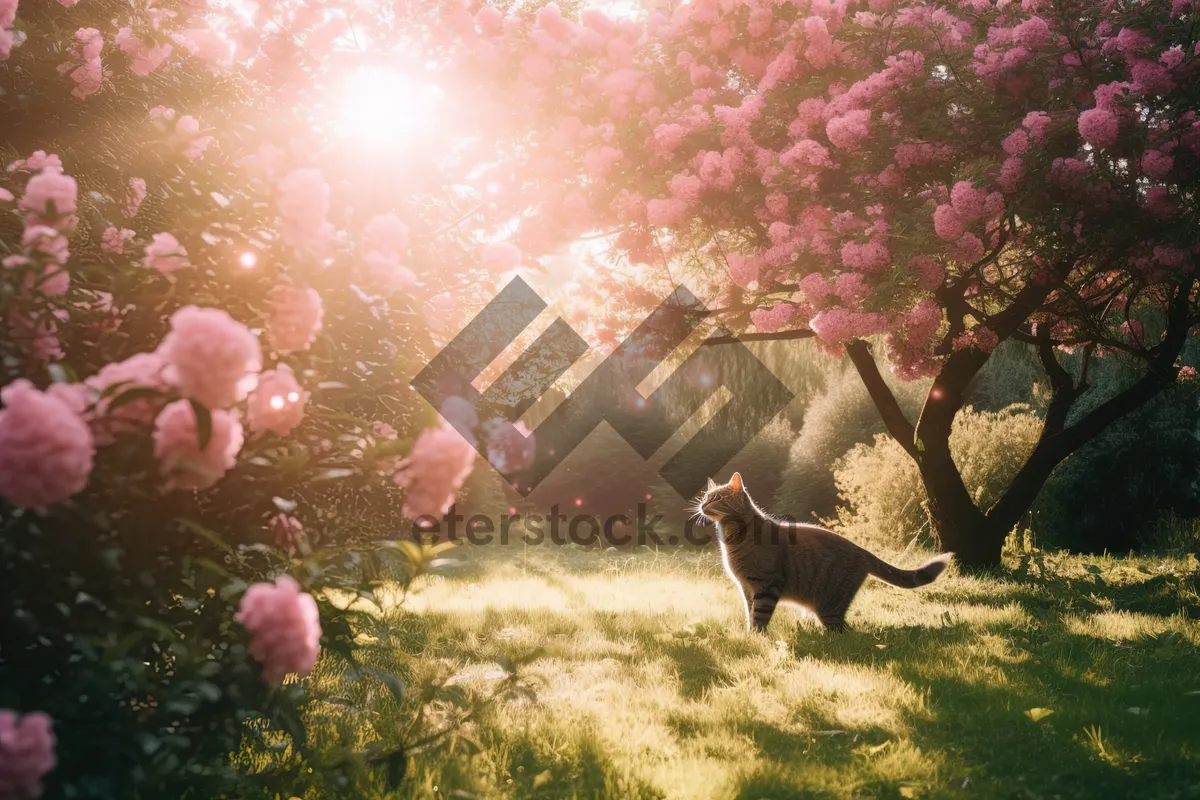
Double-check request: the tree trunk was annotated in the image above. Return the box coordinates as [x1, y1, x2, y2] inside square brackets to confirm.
[917, 456, 1005, 568]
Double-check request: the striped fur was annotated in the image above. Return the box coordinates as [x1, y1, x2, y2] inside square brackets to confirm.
[698, 472, 952, 633]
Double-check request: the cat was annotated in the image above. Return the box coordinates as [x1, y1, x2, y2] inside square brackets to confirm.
[696, 472, 952, 632]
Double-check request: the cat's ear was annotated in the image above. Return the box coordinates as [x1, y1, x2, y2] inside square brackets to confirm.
[730, 472, 743, 492]
[706, 477, 717, 490]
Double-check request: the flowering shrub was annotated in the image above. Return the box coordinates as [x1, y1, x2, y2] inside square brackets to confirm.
[0, 1, 537, 796]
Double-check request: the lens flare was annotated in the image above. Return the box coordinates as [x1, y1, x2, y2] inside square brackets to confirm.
[335, 66, 443, 146]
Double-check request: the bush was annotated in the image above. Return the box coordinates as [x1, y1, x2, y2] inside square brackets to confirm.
[0, 3, 521, 797]
[831, 405, 1044, 549]
[721, 416, 796, 510]
[776, 364, 929, 523]
[1032, 385, 1200, 552]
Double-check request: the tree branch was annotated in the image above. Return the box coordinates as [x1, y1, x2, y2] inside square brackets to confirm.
[987, 276, 1196, 530]
[702, 329, 816, 345]
[845, 339, 918, 457]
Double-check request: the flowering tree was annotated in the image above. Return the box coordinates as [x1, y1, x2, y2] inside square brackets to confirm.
[440, 0, 1200, 566]
[0, 0, 540, 795]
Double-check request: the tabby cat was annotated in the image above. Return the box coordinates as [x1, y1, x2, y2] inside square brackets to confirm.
[697, 472, 951, 632]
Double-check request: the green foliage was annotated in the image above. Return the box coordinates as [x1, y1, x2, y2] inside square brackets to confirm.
[831, 405, 1044, 548]
[776, 364, 928, 523]
[1032, 384, 1200, 553]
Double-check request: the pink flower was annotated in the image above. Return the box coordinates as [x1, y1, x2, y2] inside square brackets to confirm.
[1023, 111, 1053, 142]
[124, 177, 146, 218]
[100, 226, 135, 254]
[19, 171, 78, 229]
[1001, 129, 1030, 156]
[271, 514, 305, 556]
[7, 152, 63, 173]
[840, 240, 890, 270]
[933, 204, 966, 241]
[0, 710, 56, 799]
[0, 1, 16, 29]
[481, 241, 523, 272]
[235, 576, 322, 685]
[750, 303, 798, 332]
[1141, 150, 1174, 179]
[115, 28, 172, 76]
[6, 309, 65, 364]
[1178, 365, 1197, 380]
[276, 169, 332, 250]
[393, 425, 477, 519]
[144, 232, 189, 274]
[152, 400, 244, 491]
[998, 157, 1025, 193]
[950, 181, 987, 222]
[825, 109, 870, 150]
[1012, 16, 1051, 46]
[247, 364, 306, 437]
[952, 326, 999, 353]
[0, 380, 95, 508]
[1077, 107, 1119, 148]
[85, 352, 170, 443]
[363, 213, 409, 254]
[267, 285, 323, 353]
[158, 306, 262, 409]
[483, 419, 535, 474]
[13, 226, 70, 295]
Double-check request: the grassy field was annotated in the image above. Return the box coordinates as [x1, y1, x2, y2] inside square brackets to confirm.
[302, 543, 1200, 800]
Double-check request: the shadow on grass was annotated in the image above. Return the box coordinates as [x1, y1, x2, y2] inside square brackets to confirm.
[732, 568, 1200, 800]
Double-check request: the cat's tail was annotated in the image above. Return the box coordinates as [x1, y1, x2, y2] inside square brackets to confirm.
[867, 552, 953, 589]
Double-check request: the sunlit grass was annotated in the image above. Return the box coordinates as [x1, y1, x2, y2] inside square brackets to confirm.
[295, 546, 1200, 799]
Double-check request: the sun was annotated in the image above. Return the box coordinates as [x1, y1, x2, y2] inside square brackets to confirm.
[333, 66, 443, 146]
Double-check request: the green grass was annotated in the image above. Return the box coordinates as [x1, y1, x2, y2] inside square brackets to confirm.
[302, 545, 1200, 800]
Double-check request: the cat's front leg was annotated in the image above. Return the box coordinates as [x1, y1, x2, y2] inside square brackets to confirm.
[749, 585, 782, 632]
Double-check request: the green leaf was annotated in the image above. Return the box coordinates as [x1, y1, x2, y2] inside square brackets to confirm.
[177, 518, 235, 557]
[189, 399, 213, 450]
[1025, 707, 1054, 722]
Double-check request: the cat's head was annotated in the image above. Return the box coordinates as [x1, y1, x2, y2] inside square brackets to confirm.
[698, 472, 752, 522]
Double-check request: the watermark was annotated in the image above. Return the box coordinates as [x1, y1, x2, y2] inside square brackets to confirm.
[409, 506, 807, 548]
[412, 278, 793, 499]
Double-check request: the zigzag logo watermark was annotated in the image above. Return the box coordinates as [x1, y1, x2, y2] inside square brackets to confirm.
[412, 277, 793, 499]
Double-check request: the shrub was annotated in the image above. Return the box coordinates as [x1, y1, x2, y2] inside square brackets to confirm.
[0, 3, 523, 797]
[831, 405, 1044, 549]
[776, 365, 928, 523]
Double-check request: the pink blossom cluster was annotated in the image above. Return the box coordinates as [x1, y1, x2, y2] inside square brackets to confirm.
[115, 27, 172, 77]
[0, 710, 56, 799]
[235, 576, 322, 685]
[0, 0, 15, 62]
[152, 400, 244, 491]
[247, 364, 306, 437]
[393, 424, 477, 519]
[267, 285, 323, 353]
[61, 28, 104, 99]
[750, 303, 797, 332]
[144, 232, 189, 274]
[158, 306, 262, 409]
[0, 380, 95, 508]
